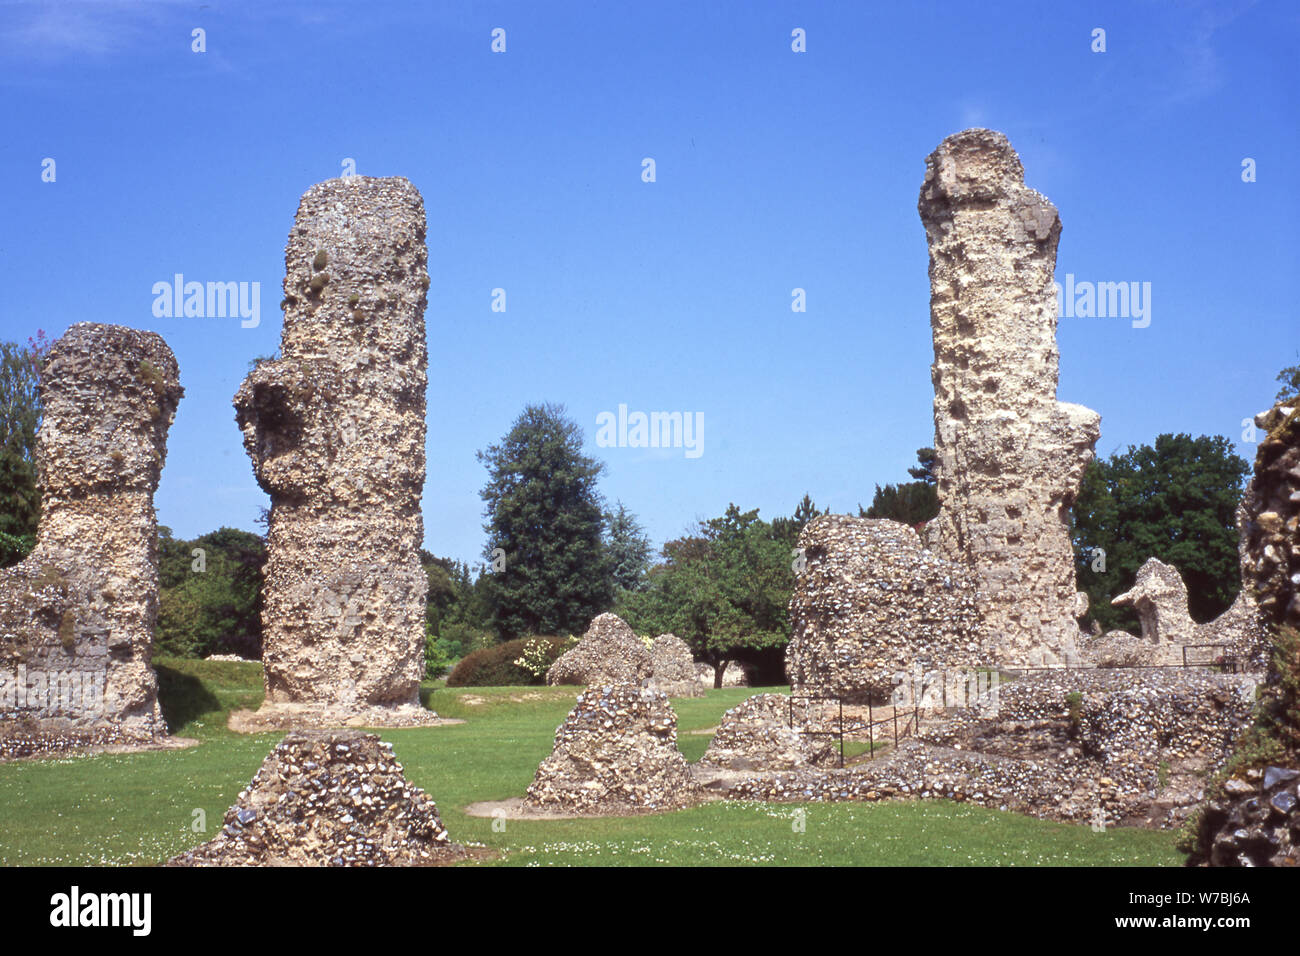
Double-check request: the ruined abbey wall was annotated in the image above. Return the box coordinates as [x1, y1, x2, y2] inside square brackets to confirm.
[233, 177, 433, 728]
[918, 129, 1101, 666]
[0, 323, 183, 754]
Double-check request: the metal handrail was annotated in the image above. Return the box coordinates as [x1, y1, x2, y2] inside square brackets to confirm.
[787, 693, 844, 768]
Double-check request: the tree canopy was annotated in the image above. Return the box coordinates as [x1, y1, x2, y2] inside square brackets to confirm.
[1072, 433, 1250, 631]
[476, 402, 613, 639]
[619, 503, 793, 686]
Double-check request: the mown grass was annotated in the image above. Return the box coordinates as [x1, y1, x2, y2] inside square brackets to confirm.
[0, 660, 1185, 866]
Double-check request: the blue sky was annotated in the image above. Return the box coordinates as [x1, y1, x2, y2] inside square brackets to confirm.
[2, 0, 1296, 565]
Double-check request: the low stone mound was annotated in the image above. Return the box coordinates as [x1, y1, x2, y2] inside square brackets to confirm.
[648, 633, 703, 697]
[786, 515, 982, 702]
[700, 694, 837, 771]
[546, 613, 652, 686]
[168, 730, 465, 866]
[525, 683, 697, 813]
[697, 662, 748, 687]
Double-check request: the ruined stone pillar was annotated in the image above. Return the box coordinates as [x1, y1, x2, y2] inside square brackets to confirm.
[0, 323, 183, 755]
[918, 129, 1101, 666]
[233, 177, 438, 729]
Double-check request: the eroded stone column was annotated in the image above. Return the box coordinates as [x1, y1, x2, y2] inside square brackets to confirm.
[0, 323, 183, 755]
[918, 129, 1101, 666]
[233, 177, 438, 730]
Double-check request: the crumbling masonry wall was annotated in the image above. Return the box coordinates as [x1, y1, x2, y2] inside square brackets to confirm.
[918, 129, 1101, 666]
[0, 323, 183, 755]
[233, 177, 433, 728]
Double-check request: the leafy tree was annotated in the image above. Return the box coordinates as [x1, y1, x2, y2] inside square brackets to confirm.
[908, 447, 939, 484]
[772, 493, 828, 548]
[1073, 434, 1250, 632]
[604, 501, 652, 593]
[859, 447, 940, 527]
[1276, 359, 1300, 401]
[0, 332, 50, 566]
[156, 527, 266, 658]
[477, 403, 613, 640]
[620, 504, 792, 687]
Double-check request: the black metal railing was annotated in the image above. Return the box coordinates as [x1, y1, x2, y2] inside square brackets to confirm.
[864, 701, 921, 761]
[787, 694, 844, 768]
[1001, 644, 1240, 677]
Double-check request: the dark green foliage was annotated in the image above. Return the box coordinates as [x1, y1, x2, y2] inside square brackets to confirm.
[907, 447, 939, 484]
[1072, 434, 1249, 631]
[0, 333, 49, 567]
[419, 551, 494, 640]
[860, 482, 939, 526]
[477, 403, 613, 640]
[772, 493, 828, 548]
[604, 501, 652, 593]
[619, 504, 791, 686]
[156, 527, 266, 659]
[445, 636, 569, 687]
[1275, 359, 1300, 401]
[858, 447, 940, 527]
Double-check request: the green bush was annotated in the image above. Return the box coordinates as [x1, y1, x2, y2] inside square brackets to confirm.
[424, 628, 459, 679]
[446, 636, 570, 687]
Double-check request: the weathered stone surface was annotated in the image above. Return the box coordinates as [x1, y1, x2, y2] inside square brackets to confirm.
[699, 693, 837, 771]
[1081, 556, 1269, 670]
[785, 515, 983, 702]
[546, 613, 652, 687]
[0, 323, 183, 757]
[1242, 401, 1299, 629]
[1196, 399, 1300, 865]
[1190, 764, 1300, 867]
[525, 683, 697, 813]
[720, 670, 1254, 830]
[232, 177, 436, 730]
[168, 730, 465, 866]
[919, 129, 1101, 666]
[648, 632, 703, 697]
[696, 661, 749, 688]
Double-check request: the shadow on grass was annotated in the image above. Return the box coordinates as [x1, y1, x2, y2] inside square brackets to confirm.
[156, 663, 222, 733]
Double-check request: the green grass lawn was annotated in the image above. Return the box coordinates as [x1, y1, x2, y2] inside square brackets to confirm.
[0, 658, 1185, 866]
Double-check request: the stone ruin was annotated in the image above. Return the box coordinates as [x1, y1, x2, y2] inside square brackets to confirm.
[232, 177, 437, 730]
[1080, 556, 1267, 670]
[0, 323, 183, 758]
[1240, 400, 1299, 629]
[698, 693, 837, 773]
[786, 515, 982, 702]
[168, 729, 465, 866]
[696, 661, 749, 688]
[546, 613, 652, 687]
[525, 683, 698, 813]
[1194, 397, 1300, 865]
[721, 670, 1255, 830]
[648, 633, 704, 697]
[919, 129, 1101, 666]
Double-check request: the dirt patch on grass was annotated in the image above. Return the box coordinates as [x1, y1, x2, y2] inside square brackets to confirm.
[463, 796, 691, 820]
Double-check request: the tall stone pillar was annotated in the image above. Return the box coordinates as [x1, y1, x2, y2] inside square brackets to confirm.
[233, 177, 438, 729]
[918, 129, 1101, 666]
[0, 323, 183, 755]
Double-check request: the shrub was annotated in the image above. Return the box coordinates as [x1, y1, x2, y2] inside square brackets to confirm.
[514, 634, 576, 679]
[447, 636, 570, 687]
[424, 628, 457, 679]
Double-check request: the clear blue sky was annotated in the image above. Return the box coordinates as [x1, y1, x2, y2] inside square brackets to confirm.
[2, 0, 1297, 565]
